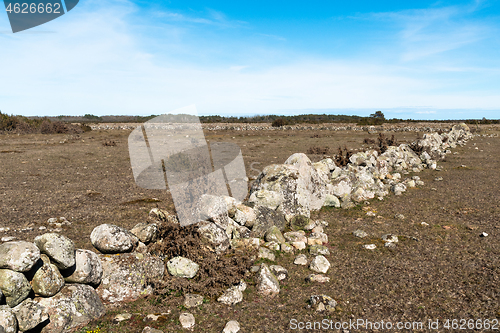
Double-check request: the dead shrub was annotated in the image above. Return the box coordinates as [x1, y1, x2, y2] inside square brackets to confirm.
[306, 146, 329, 155]
[375, 133, 397, 154]
[335, 146, 352, 167]
[363, 138, 375, 144]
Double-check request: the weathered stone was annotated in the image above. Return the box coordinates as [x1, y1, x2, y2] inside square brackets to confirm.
[97, 253, 164, 304]
[294, 254, 308, 266]
[197, 221, 230, 254]
[35, 284, 105, 333]
[258, 247, 276, 261]
[34, 233, 75, 270]
[309, 245, 330, 256]
[0, 241, 40, 272]
[280, 242, 294, 253]
[0, 305, 17, 333]
[167, 257, 199, 278]
[235, 204, 256, 227]
[0, 269, 31, 307]
[130, 223, 158, 244]
[256, 264, 279, 297]
[353, 230, 368, 238]
[306, 274, 330, 283]
[112, 313, 132, 323]
[248, 189, 283, 210]
[382, 234, 398, 243]
[291, 241, 306, 250]
[363, 244, 376, 250]
[179, 312, 195, 329]
[307, 232, 328, 245]
[223, 320, 240, 333]
[143, 327, 164, 333]
[310, 255, 330, 274]
[30, 254, 65, 297]
[184, 294, 203, 308]
[391, 183, 407, 196]
[269, 265, 288, 280]
[323, 194, 341, 207]
[61, 249, 103, 286]
[230, 238, 261, 250]
[263, 241, 280, 251]
[198, 194, 229, 230]
[90, 224, 139, 254]
[12, 299, 49, 331]
[223, 196, 239, 217]
[227, 218, 251, 239]
[289, 215, 310, 231]
[217, 282, 246, 305]
[283, 231, 307, 243]
[264, 226, 286, 244]
[250, 206, 287, 238]
[309, 294, 337, 312]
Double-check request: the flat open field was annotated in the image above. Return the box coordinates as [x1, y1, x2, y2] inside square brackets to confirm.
[1, 123, 500, 332]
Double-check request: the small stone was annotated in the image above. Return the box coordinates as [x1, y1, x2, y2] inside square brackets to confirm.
[294, 254, 308, 265]
[306, 274, 330, 283]
[421, 222, 429, 226]
[184, 294, 203, 308]
[385, 242, 396, 248]
[250, 265, 260, 273]
[113, 313, 132, 323]
[217, 282, 245, 305]
[394, 214, 405, 220]
[353, 230, 368, 238]
[309, 255, 330, 274]
[366, 211, 376, 217]
[269, 265, 288, 280]
[263, 241, 280, 251]
[90, 224, 139, 254]
[381, 234, 398, 243]
[291, 241, 306, 250]
[323, 194, 341, 208]
[223, 320, 240, 333]
[309, 245, 330, 256]
[283, 231, 307, 243]
[179, 312, 195, 329]
[130, 223, 158, 244]
[258, 247, 276, 261]
[256, 264, 280, 297]
[264, 226, 285, 244]
[280, 242, 294, 253]
[142, 327, 164, 333]
[311, 226, 324, 233]
[309, 294, 337, 312]
[434, 177, 443, 181]
[167, 257, 199, 278]
[363, 244, 376, 250]
[480, 232, 488, 237]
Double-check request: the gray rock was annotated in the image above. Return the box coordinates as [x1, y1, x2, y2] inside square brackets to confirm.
[12, 299, 49, 331]
[323, 194, 341, 208]
[256, 264, 280, 297]
[0, 269, 31, 307]
[96, 253, 164, 304]
[90, 224, 139, 254]
[294, 254, 308, 266]
[382, 234, 398, 243]
[395, 213, 405, 220]
[264, 226, 286, 244]
[250, 206, 287, 238]
[280, 242, 294, 253]
[227, 218, 251, 239]
[112, 313, 132, 323]
[179, 312, 195, 329]
[363, 244, 376, 250]
[34, 233, 76, 270]
[0, 305, 17, 333]
[130, 223, 158, 244]
[258, 247, 276, 261]
[353, 229, 368, 238]
[0, 241, 40, 272]
[235, 204, 256, 227]
[143, 327, 164, 333]
[184, 294, 203, 308]
[61, 249, 103, 286]
[283, 231, 307, 243]
[223, 320, 241, 333]
[223, 196, 239, 217]
[217, 283, 245, 305]
[35, 284, 105, 333]
[310, 255, 330, 274]
[307, 232, 328, 245]
[306, 274, 330, 283]
[309, 245, 330, 256]
[248, 189, 283, 210]
[309, 294, 337, 312]
[269, 265, 288, 280]
[30, 254, 65, 297]
[391, 183, 407, 196]
[263, 241, 280, 251]
[167, 256, 199, 278]
[289, 215, 311, 231]
[198, 194, 229, 230]
[197, 221, 230, 254]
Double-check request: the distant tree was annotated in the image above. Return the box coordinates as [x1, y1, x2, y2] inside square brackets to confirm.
[370, 111, 385, 120]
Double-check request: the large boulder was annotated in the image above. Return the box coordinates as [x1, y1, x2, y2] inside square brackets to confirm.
[96, 252, 164, 304]
[0, 269, 31, 307]
[198, 194, 229, 230]
[34, 233, 75, 270]
[249, 206, 286, 238]
[30, 254, 65, 297]
[12, 299, 49, 332]
[249, 153, 327, 218]
[90, 224, 139, 254]
[61, 249, 103, 286]
[0, 241, 40, 272]
[35, 284, 105, 333]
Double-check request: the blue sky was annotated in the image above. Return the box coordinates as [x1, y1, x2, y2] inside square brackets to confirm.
[1, 0, 499, 119]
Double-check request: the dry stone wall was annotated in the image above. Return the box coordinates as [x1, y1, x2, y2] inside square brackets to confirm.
[0, 123, 476, 333]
